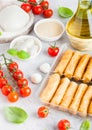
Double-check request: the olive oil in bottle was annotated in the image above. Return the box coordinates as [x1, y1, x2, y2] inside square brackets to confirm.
[66, 0, 92, 50]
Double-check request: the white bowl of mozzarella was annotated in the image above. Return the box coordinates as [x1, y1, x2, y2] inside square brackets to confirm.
[9, 35, 42, 60]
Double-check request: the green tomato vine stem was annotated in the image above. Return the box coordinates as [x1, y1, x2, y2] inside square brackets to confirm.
[1, 54, 18, 91]
[18, 0, 37, 6]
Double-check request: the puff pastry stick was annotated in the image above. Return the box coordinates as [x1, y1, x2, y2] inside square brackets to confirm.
[40, 73, 60, 103]
[69, 83, 88, 115]
[60, 81, 78, 111]
[55, 50, 74, 75]
[64, 51, 81, 78]
[82, 57, 92, 83]
[73, 54, 90, 81]
[78, 85, 92, 117]
[51, 77, 70, 105]
[88, 101, 92, 115]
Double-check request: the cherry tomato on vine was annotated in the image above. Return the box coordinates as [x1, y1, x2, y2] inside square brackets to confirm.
[28, 0, 37, 8]
[20, 86, 31, 97]
[0, 70, 3, 77]
[2, 85, 12, 96]
[21, 3, 32, 13]
[8, 91, 19, 102]
[37, 106, 49, 118]
[40, 1, 49, 9]
[0, 78, 8, 88]
[13, 70, 23, 81]
[57, 119, 70, 130]
[32, 5, 43, 15]
[48, 44, 59, 57]
[8, 62, 18, 73]
[17, 78, 28, 88]
[28, 0, 37, 3]
[43, 9, 53, 18]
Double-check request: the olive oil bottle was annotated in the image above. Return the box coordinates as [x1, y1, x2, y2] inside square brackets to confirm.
[66, 0, 92, 50]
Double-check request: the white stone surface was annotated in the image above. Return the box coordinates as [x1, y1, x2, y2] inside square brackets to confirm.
[0, 0, 91, 130]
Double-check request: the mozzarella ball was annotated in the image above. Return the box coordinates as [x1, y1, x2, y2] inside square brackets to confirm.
[0, 5, 29, 31]
[40, 63, 51, 74]
[30, 73, 42, 84]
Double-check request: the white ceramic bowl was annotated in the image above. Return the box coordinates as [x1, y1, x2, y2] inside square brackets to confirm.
[9, 35, 42, 60]
[34, 19, 65, 42]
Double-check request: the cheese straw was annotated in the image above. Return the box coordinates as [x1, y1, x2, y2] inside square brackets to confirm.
[51, 77, 70, 105]
[88, 101, 92, 115]
[78, 85, 92, 117]
[40, 73, 60, 103]
[73, 54, 90, 80]
[55, 50, 74, 75]
[64, 51, 81, 78]
[60, 81, 78, 111]
[69, 83, 88, 115]
[82, 57, 92, 83]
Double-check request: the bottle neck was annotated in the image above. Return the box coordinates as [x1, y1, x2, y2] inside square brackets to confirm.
[78, 0, 92, 5]
[78, 0, 91, 2]
[74, 0, 92, 19]
[78, 0, 91, 10]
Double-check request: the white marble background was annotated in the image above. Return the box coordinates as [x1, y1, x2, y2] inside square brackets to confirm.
[0, 0, 91, 130]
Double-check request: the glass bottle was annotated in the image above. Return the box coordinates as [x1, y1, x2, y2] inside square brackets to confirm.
[66, 0, 92, 51]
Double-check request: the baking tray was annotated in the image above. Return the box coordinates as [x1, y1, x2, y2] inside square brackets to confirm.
[38, 43, 92, 120]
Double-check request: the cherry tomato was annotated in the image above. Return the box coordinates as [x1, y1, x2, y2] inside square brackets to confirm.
[0, 78, 8, 88]
[32, 5, 43, 15]
[43, 9, 53, 18]
[21, 3, 32, 13]
[37, 106, 49, 118]
[8, 62, 18, 73]
[48, 45, 59, 57]
[28, 0, 37, 3]
[13, 70, 23, 81]
[40, 1, 49, 9]
[28, 0, 37, 8]
[57, 119, 70, 130]
[2, 85, 12, 96]
[17, 78, 28, 88]
[0, 70, 3, 77]
[28, 0, 36, 3]
[20, 86, 31, 97]
[8, 91, 19, 102]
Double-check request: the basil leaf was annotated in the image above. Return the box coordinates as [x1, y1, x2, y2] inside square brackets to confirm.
[0, 32, 2, 36]
[58, 7, 73, 18]
[80, 120, 91, 130]
[17, 50, 30, 59]
[7, 49, 18, 56]
[4, 106, 28, 124]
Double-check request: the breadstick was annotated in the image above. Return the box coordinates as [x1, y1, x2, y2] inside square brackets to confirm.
[64, 51, 81, 78]
[78, 85, 92, 117]
[55, 50, 74, 75]
[40, 73, 60, 103]
[60, 81, 78, 111]
[88, 101, 92, 116]
[82, 57, 92, 83]
[69, 83, 88, 115]
[73, 54, 90, 80]
[51, 77, 70, 105]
